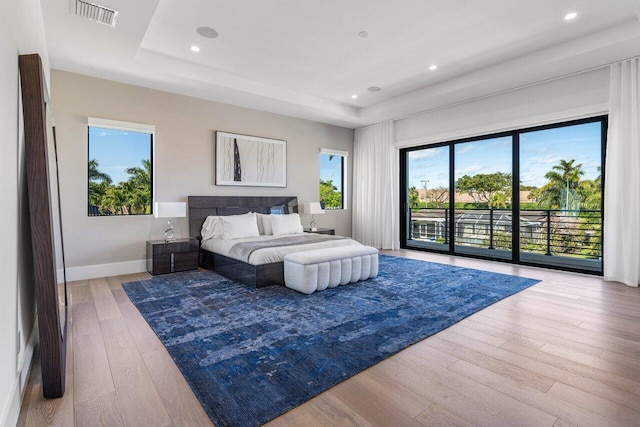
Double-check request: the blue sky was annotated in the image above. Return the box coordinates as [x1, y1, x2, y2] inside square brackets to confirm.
[320, 153, 343, 191]
[89, 127, 152, 184]
[408, 122, 602, 189]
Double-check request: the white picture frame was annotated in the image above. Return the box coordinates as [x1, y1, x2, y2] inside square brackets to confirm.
[215, 131, 287, 187]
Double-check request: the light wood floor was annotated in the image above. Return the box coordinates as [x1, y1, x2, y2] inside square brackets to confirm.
[17, 250, 640, 427]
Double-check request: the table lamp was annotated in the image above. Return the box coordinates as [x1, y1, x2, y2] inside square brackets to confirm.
[302, 202, 325, 231]
[155, 202, 187, 241]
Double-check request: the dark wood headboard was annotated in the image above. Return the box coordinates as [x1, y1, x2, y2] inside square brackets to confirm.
[188, 196, 298, 239]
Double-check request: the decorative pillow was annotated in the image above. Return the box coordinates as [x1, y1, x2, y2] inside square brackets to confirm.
[257, 213, 273, 235]
[201, 216, 222, 241]
[271, 213, 304, 236]
[221, 212, 260, 239]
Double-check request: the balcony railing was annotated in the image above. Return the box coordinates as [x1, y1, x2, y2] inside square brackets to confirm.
[409, 208, 602, 260]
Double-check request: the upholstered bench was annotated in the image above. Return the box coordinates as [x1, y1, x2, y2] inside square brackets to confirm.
[284, 245, 379, 294]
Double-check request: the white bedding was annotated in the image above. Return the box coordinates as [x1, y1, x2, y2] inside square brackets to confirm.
[200, 233, 361, 265]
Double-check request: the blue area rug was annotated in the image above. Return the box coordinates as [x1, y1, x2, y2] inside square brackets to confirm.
[123, 255, 539, 427]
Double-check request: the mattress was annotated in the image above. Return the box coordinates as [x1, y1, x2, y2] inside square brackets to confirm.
[200, 233, 361, 265]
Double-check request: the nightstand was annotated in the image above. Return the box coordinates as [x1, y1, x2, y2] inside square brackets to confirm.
[147, 238, 199, 275]
[303, 228, 335, 235]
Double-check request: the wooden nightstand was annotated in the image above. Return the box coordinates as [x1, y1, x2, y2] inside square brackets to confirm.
[303, 228, 335, 235]
[147, 238, 199, 275]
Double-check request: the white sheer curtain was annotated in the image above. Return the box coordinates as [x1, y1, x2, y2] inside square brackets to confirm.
[352, 121, 399, 249]
[604, 58, 640, 287]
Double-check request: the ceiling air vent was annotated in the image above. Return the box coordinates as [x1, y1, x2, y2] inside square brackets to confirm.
[74, 0, 119, 27]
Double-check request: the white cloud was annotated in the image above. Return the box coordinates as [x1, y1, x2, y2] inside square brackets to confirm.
[455, 165, 483, 175]
[457, 144, 475, 154]
[541, 155, 561, 165]
[409, 148, 440, 160]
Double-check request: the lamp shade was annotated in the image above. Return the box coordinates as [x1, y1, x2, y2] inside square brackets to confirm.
[154, 202, 187, 218]
[302, 202, 325, 215]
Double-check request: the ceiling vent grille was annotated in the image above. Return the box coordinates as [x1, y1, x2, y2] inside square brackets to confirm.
[74, 0, 119, 27]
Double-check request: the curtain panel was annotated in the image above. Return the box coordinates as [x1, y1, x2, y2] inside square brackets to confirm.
[352, 121, 399, 249]
[604, 58, 640, 287]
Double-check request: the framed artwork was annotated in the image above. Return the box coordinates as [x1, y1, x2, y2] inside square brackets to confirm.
[215, 131, 287, 187]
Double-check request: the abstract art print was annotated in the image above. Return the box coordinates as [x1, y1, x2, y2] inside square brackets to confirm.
[215, 131, 286, 187]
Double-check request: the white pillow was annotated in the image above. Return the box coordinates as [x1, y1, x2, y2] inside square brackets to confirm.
[271, 213, 304, 236]
[221, 212, 260, 239]
[201, 216, 222, 241]
[257, 213, 273, 235]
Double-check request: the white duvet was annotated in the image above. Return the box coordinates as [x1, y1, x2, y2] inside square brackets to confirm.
[200, 233, 361, 265]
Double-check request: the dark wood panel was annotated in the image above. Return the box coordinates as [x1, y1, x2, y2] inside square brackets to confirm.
[173, 252, 199, 272]
[189, 196, 297, 287]
[152, 254, 172, 275]
[147, 239, 199, 275]
[304, 228, 335, 235]
[150, 239, 198, 255]
[19, 53, 66, 398]
[199, 251, 284, 288]
[187, 196, 298, 239]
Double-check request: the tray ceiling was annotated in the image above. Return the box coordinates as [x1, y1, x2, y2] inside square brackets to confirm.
[43, 0, 640, 128]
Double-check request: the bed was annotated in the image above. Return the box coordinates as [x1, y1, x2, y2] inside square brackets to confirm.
[188, 196, 360, 287]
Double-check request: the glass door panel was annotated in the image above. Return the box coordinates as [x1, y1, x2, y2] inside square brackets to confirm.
[454, 136, 512, 259]
[406, 146, 450, 251]
[519, 122, 603, 272]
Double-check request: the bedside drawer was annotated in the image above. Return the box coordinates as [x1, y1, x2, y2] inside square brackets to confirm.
[152, 240, 198, 255]
[147, 238, 199, 275]
[152, 252, 198, 275]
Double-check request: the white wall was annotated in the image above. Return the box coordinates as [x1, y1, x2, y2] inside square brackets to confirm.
[51, 70, 354, 280]
[395, 68, 610, 147]
[0, 0, 49, 425]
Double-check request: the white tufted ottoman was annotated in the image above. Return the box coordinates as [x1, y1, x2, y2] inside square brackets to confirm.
[284, 245, 379, 294]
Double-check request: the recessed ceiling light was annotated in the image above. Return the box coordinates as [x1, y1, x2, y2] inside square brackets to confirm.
[197, 27, 219, 39]
[367, 86, 381, 92]
[190, 45, 200, 52]
[351, 94, 358, 99]
[564, 12, 577, 20]
[358, 31, 368, 38]
[429, 65, 438, 71]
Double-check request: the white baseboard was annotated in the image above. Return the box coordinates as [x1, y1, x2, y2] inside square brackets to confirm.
[16, 320, 38, 376]
[1, 322, 38, 427]
[58, 259, 147, 282]
[0, 377, 21, 427]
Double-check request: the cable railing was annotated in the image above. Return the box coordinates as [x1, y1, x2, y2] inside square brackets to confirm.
[409, 208, 602, 259]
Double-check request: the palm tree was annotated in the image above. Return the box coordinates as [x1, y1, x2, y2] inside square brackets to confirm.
[540, 159, 584, 209]
[123, 159, 152, 214]
[100, 186, 126, 215]
[88, 159, 112, 183]
[88, 159, 113, 214]
[408, 186, 420, 209]
[125, 159, 151, 188]
[489, 192, 509, 209]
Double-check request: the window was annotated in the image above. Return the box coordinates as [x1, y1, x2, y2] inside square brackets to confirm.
[88, 118, 154, 216]
[319, 149, 347, 210]
[519, 121, 603, 270]
[401, 116, 606, 274]
[406, 145, 450, 250]
[454, 135, 513, 259]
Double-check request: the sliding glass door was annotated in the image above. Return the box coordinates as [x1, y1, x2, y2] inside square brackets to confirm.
[405, 145, 450, 252]
[454, 136, 512, 260]
[519, 121, 604, 272]
[401, 116, 606, 274]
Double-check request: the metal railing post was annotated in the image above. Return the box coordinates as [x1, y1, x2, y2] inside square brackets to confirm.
[489, 208, 494, 249]
[546, 210, 552, 255]
[444, 208, 449, 244]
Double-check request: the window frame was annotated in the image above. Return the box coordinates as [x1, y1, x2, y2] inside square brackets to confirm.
[400, 115, 607, 275]
[319, 148, 348, 210]
[87, 117, 155, 217]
